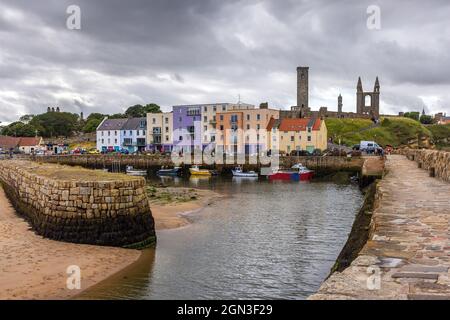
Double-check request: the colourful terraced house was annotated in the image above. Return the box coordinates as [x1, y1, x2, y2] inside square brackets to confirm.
[266, 117, 328, 155]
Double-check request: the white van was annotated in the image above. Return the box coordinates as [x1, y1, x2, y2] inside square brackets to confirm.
[360, 141, 381, 153]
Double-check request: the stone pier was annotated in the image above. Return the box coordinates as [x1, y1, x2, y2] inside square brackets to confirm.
[310, 154, 450, 300]
[0, 160, 156, 248]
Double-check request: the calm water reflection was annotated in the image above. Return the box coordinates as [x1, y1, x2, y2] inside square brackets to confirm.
[80, 176, 363, 300]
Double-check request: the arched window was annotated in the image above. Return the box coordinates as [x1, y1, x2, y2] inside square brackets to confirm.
[365, 95, 372, 107]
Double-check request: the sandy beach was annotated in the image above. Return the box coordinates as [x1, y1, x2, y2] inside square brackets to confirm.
[0, 184, 222, 299]
[0, 185, 141, 300]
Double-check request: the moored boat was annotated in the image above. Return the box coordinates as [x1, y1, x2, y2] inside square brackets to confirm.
[126, 166, 147, 177]
[157, 166, 182, 176]
[189, 165, 212, 176]
[268, 163, 313, 181]
[232, 166, 258, 178]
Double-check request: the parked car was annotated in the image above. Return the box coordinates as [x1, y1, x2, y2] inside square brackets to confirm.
[352, 144, 360, 151]
[290, 150, 310, 156]
[87, 148, 100, 155]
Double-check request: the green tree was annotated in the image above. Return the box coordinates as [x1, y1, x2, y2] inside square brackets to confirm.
[109, 113, 126, 119]
[83, 118, 103, 133]
[420, 115, 433, 124]
[404, 112, 420, 121]
[144, 103, 162, 114]
[1, 121, 37, 137]
[29, 112, 79, 137]
[125, 103, 161, 117]
[19, 114, 35, 124]
[86, 113, 106, 122]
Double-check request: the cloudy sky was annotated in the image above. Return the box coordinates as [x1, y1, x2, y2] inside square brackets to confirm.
[0, 0, 449, 124]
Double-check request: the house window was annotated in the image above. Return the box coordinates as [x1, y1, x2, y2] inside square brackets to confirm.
[204, 125, 207, 131]
[220, 125, 224, 131]
[211, 135, 216, 142]
[115, 131, 117, 136]
[204, 116, 207, 122]
[165, 117, 168, 124]
[220, 115, 224, 121]
[257, 134, 260, 141]
[101, 139, 104, 144]
[308, 127, 312, 133]
[247, 114, 250, 121]
[179, 136, 183, 141]
[308, 136, 311, 142]
[204, 106, 207, 112]
[108, 138, 110, 144]
[115, 139, 117, 144]
[108, 131, 111, 136]
[246, 124, 250, 130]
[165, 127, 169, 133]
[123, 131, 126, 136]
[213, 106, 217, 112]
[137, 130, 140, 136]
[152, 118, 156, 124]
[231, 115, 238, 123]
[130, 130, 132, 135]
[257, 124, 260, 130]
[257, 114, 261, 121]
[165, 136, 169, 142]
[291, 136, 294, 142]
[179, 117, 182, 122]
[222, 105, 226, 111]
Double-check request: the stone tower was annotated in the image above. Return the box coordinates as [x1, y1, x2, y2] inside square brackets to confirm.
[297, 67, 309, 109]
[356, 77, 380, 119]
[338, 94, 343, 114]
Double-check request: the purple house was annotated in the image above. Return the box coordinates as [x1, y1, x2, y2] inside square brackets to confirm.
[172, 105, 203, 153]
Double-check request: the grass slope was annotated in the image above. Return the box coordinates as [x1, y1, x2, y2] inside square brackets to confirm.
[325, 117, 433, 147]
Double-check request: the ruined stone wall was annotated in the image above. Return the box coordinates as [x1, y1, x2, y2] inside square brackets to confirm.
[0, 161, 156, 248]
[398, 149, 450, 182]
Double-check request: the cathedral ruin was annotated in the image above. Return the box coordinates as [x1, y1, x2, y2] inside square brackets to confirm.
[281, 67, 380, 120]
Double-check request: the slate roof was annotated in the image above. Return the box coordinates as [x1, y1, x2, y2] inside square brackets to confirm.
[267, 118, 322, 131]
[97, 118, 129, 131]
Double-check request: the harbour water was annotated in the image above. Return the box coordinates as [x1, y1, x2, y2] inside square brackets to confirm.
[79, 176, 363, 300]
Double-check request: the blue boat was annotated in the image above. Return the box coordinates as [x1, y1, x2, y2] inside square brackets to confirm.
[157, 167, 182, 176]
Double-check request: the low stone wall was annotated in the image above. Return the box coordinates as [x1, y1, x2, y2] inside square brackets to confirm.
[397, 148, 450, 182]
[0, 160, 156, 248]
[29, 154, 365, 176]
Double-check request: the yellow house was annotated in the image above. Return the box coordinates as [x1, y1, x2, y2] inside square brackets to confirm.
[267, 117, 327, 154]
[146, 112, 173, 152]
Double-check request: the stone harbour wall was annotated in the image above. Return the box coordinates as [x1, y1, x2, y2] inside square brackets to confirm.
[0, 161, 156, 248]
[398, 148, 450, 182]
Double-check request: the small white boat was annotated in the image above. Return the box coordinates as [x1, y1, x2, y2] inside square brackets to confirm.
[232, 167, 258, 178]
[126, 165, 147, 176]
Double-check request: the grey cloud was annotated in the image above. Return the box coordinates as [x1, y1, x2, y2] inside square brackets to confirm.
[0, 0, 449, 124]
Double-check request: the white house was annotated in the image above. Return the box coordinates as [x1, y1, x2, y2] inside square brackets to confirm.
[96, 118, 128, 152]
[121, 117, 147, 153]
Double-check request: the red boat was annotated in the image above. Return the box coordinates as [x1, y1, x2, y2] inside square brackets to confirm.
[268, 163, 314, 181]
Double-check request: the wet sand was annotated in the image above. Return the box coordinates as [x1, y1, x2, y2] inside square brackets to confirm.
[0, 185, 223, 299]
[0, 185, 141, 300]
[151, 188, 225, 230]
